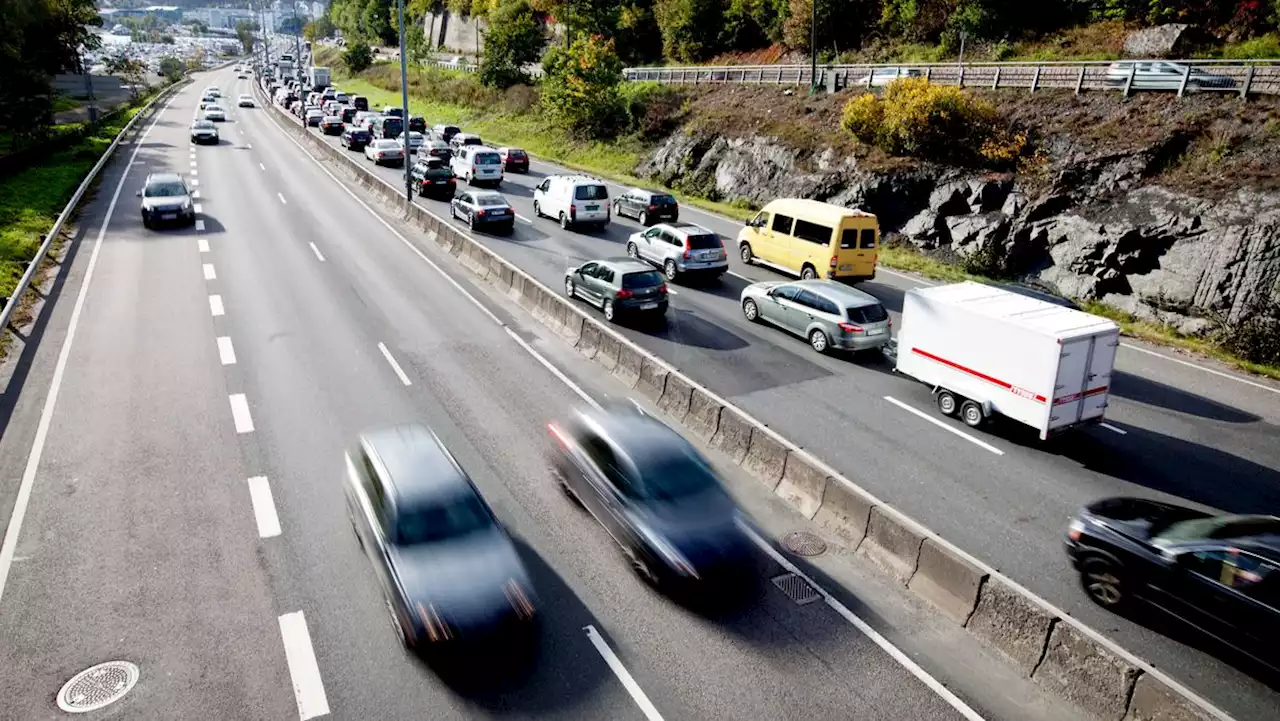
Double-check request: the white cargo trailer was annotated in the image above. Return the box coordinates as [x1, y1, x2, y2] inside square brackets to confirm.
[894, 282, 1120, 439]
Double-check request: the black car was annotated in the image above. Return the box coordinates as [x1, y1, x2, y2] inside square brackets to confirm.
[450, 190, 515, 234]
[411, 157, 456, 200]
[407, 115, 427, 134]
[613, 188, 679, 227]
[341, 126, 372, 151]
[320, 115, 345, 135]
[344, 424, 537, 651]
[423, 139, 452, 164]
[137, 172, 195, 229]
[341, 105, 358, 123]
[351, 94, 369, 112]
[432, 124, 461, 143]
[548, 403, 752, 590]
[1066, 497, 1280, 668]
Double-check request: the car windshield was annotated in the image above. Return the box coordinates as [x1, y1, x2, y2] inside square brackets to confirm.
[629, 446, 719, 503]
[507, 149, 526, 158]
[1153, 515, 1280, 546]
[205, 106, 223, 112]
[375, 140, 398, 149]
[477, 194, 506, 207]
[684, 233, 720, 250]
[575, 185, 608, 201]
[650, 194, 676, 205]
[475, 152, 501, 165]
[847, 304, 889, 324]
[621, 271, 664, 289]
[392, 492, 493, 545]
[144, 181, 186, 197]
[192, 121, 214, 129]
[384, 119, 403, 134]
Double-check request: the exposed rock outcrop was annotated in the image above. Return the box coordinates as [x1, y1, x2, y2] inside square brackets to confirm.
[1123, 24, 1195, 58]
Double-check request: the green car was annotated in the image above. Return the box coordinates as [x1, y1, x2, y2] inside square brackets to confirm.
[564, 258, 669, 323]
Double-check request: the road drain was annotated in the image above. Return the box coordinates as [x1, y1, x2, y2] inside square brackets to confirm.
[56, 661, 139, 714]
[780, 531, 828, 557]
[771, 572, 822, 605]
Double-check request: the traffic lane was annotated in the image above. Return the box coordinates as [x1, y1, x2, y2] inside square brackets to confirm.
[0, 81, 293, 720]
[242, 108, 976, 721]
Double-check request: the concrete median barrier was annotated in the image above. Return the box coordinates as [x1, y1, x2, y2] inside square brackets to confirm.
[907, 539, 988, 624]
[1124, 674, 1215, 721]
[491, 256, 514, 292]
[656, 373, 694, 422]
[813, 477, 874, 548]
[516, 274, 542, 314]
[965, 577, 1056, 676]
[594, 331, 621, 372]
[710, 407, 754, 465]
[613, 344, 643, 388]
[636, 358, 669, 402]
[683, 388, 722, 441]
[857, 507, 925, 583]
[576, 320, 602, 360]
[559, 306, 584, 344]
[741, 428, 788, 490]
[462, 242, 489, 279]
[536, 289, 566, 330]
[775, 451, 830, 519]
[1033, 622, 1140, 721]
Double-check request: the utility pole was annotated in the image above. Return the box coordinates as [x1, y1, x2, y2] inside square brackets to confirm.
[294, 5, 303, 84]
[808, 0, 817, 95]
[398, 0, 412, 201]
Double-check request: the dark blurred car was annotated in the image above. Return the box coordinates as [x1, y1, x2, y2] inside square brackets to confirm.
[411, 156, 456, 200]
[320, 115, 345, 135]
[408, 115, 427, 134]
[450, 190, 515, 234]
[564, 258, 668, 323]
[423, 139, 452, 163]
[381, 105, 405, 118]
[548, 403, 752, 590]
[306, 108, 325, 126]
[351, 94, 369, 111]
[341, 126, 373, 151]
[137, 172, 196, 229]
[341, 105, 358, 123]
[432, 123, 461, 143]
[1065, 497, 1280, 669]
[614, 188, 679, 227]
[498, 147, 529, 173]
[344, 424, 537, 651]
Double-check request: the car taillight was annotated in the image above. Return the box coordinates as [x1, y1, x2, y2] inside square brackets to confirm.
[887, 318, 893, 327]
[616, 289, 633, 300]
[547, 422, 569, 448]
[648, 204, 657, 211]
[376, 152, 384, 158]
[829, 255, 839, 268]
[839, 322, 864, 334]
[658, 284, 668, 294]
[682, 248, 691, 260]
[570, 204, 577, 219]
[476, 209, 486, 217]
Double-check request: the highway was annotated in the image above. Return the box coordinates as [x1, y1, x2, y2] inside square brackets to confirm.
[0, 69, 1050, 720]
[296, 90, 1280, 719]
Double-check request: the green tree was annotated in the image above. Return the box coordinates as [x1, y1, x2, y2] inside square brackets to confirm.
[304, 17, 335, 42]
[183, 18, 209, 35]
[104, 54, 147, 97]
[158, 55, 185, 82]
[478, 0, 545, 87]
[235, 19, 258, 54]
[616, 1, 664, 64]
[344, 39, 374, 71]
[655, 0, 725, 62]
[540, 33, 624, 137]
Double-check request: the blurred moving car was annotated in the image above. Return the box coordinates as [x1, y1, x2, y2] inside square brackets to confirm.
[397, 130, 427, 154]
[204, 86, 221, 98]
[1065, 498, 1279, 669]
[237, 94, 255, 108]
[498, 147, 529, 173]
[548, 403, 752, 589]
[852, 67, 924, 87]
[411, 157, 457, 200]
[200, 93, 217, 110]
[408, 115, 428, 134]
[202, 104, 227, 122]
[613, 188, 679, 226]
[1104, 61, 1235, 91]
[341, 105, 359, 123]
[423, 139, 452, 163]
[344, 424, 537, 651]
[741, 279, 892, 354]
[364, 138, 406, 167]
[138, 172, 196, 229]
[341, 126, 373, 151]
[626, 222, 727, 282]
[305, 108, 325, 127]
[564, 258, 668, 323]
[432, 123, 461, 143]
[450, 190, 515, 234]
[190, 119, 219, 145]
[320, 115, 345, 135]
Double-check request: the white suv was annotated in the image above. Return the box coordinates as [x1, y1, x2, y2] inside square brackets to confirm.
[533, 175, 611, 231]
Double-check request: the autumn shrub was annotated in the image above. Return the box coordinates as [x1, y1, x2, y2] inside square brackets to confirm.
[541, 35, 626, 138]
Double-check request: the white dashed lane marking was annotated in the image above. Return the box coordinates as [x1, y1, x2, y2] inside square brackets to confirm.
[246, 476, 281, 538]
[377, 343, 412, 386]
[217, 336, 236, 365]
[197, 238, 209, 253]
[202, 263, 216, 281]
[195, 219, 206, 232]
[309, 242, 326, 262]
[278, 193, 287, 205]
[208, 294, 224, 317]
[228, 394, 254, 433]
[277, 612, 330, 720]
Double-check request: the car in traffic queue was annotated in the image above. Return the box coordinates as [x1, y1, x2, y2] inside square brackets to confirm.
[137, 172, 196, 229]
[432, 123, 461, 143]
[397, 131, 427, 155]
[625, 222, 728, 282]
[423, 139, 452, 164]
[450, 145, 504, 187]
[738, 198, 880, 282]
[407, 115, 427, 134]
[1103, 61, 1236, 91]
[189, 119, 219, 145]
[334, 90, 349, 104]
[351, 94, 369, 111]
[202, 104, 227, 122]
[381, 105, 405, 118]
[343, 424, 538, 652]
[1065, 497, 1280, 670]
[341, 126, 373, 151]
[411, 156, 456, 200]
[320, 115, 345, 135]
[547, 402, 753, 591]
[352, 110, 380, 129]
[203, 86, 221, 98]
[305, 108, 325, 127]
[614, 188, 679, 226]
[370, 115, 404, 140]
[237, 94, 255, 108]
[741, 279, 892, 354]
[498, 147, 529, 173]
[341, 105, 359, 123]
[534, 175, 611, 231]
[199, 93, 217, 110]
[852, 67, 924, 87]
[564, 258, 668, 323]
[364, 138, 406, 167]
[450, 190, 515, 234]
[448, 132, 483, 153]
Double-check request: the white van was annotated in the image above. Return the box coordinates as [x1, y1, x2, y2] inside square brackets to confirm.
[450, 144, 504, 187]
[533, 175, 610, 231]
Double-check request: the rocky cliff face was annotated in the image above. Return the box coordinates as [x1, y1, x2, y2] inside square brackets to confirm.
[636, 128, 1280, 334]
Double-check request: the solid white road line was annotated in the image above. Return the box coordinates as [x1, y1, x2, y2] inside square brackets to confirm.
[883, 396, 1005, 456]
[1119, 342, 1280, 395]
[584, 625, 664, 721]
[0, 91, 180, 605]
[515, 213, 532, 223]
[195, 219, 206, 232]
[377, 342, 412, 386]
[209, 294, 224, 316]
[278, 192, 287, 205]
[1099, 422, 1128, 435]
[217, 336, 237, 365]
[198, 238, 210, 253]
[277, 612, 330, 720]
[202, 263, 217, 280]
[228, 393, 255, 433]
[246, 476, 282, 538]
[194, 203, 203, 214]
[742, 526, 987, 721]
[504, 327, 600, 410]
[308, 242, 326, 262]
[727, 271, 753, 282]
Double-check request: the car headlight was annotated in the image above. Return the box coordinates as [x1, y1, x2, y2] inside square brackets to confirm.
[1066, 518, 1086, 541]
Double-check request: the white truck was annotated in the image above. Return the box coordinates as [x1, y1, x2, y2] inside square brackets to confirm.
[307, 66, 330, 91]
[894, 281, 1120, 439]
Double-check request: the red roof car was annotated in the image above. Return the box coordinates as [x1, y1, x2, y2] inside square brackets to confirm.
[499, 147, 529, 173]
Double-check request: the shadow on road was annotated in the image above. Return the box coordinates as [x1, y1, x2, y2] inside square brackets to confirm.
[1109, 370, 1259, 423]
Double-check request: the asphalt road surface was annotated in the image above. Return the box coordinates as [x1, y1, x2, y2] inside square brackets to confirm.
[0, 69, 1036, 721]
[295, 87, 1280, 720]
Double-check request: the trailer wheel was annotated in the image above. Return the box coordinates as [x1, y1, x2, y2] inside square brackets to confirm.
[936, 390, 959, 416]
[960, 400, 985, 428]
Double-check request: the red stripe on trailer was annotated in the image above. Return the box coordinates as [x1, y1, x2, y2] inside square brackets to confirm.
[1052, 386, 1110, 406]
[910, 348, 1048, 403]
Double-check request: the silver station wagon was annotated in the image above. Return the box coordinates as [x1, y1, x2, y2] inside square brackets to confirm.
[740, 279, 891, 354]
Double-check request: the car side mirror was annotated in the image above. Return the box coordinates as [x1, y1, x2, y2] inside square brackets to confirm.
[766, 288, 776, 297]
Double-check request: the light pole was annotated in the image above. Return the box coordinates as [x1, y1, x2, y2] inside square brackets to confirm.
[809, 0, 817, 95]
[398, 0, 411, 201]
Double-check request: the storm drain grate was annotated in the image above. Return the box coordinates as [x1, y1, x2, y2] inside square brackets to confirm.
[771, 572, 822, 606]
[56, 661, 139, 714]
[780, 531, 828, 557]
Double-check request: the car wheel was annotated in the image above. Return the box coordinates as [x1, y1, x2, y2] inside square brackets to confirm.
[664, 259, 678, 281]
[142, 216, 152, 230]
[627, 242, 640, 259]
[560, 212, 570, 231]
[467, 212, 475, 229]
[532, 200, 541, 217]
[801, 265, 818, 280]
[638, 210, 648, 226]
[960, 400, 985, 428]
[743, 298, 759, 322]
[564, 277, 576, 298]
[1080, 556, 1127, 609]
[936, 390, 959, 417]
[740, 243, 754, 264]
[603, 299, 616, 323]
[809, 328, 829, 354]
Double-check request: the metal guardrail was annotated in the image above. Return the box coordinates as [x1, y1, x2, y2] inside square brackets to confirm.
[0, 79, 189, 341]
[624, 59, 1280, 98]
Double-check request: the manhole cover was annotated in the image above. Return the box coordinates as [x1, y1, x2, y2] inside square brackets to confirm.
[56, 661, 139, 714]
[771, 572, 822, 605]
[780, 531, 828, 557]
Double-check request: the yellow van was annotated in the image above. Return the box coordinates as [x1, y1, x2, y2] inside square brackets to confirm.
[736, 199, 879, 281]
